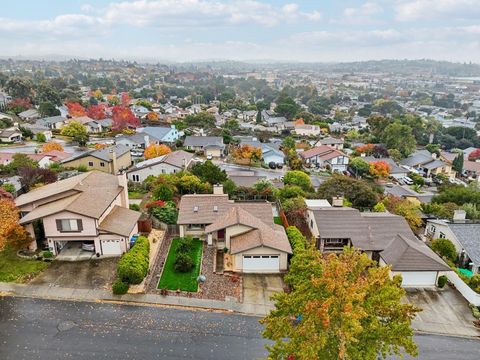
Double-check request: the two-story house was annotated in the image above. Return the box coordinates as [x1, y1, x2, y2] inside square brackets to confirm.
[137, 125, 179, 143]
[15, 171, 140, 257]
[177, 185, 291, 273]
[306, 200, 450, 287]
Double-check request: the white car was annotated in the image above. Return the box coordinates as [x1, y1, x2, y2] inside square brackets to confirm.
[82, 241, 95, 252]
[402, 176, 414, 185]
[206, 154, 213, 160]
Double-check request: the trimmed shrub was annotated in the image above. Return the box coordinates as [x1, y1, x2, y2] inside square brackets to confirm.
[112, 279, 129, 295]
[129, 203, 140, 211]
[42, 250, 54, 258]
[286, 226, 307, 252]
[174, 253, 194, 272]
[430, 238, 457, 262]
[470, 304, 480, 319]
[117, 236, 150, 284]
[437, 275, 448, 288]
[176, 236, 193, 254]
[153, 183, 174, 201]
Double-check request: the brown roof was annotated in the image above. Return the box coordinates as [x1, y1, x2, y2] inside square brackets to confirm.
[163, 150, 194, 168]
[463, 160, 480, 173]
[311, 207, 416, 251]
[299, 145, 346, 160]
[177, 194, 273, 225]
[98, 206, 141, 237]
[16, 171, 124, 221]
[381, 234, 451, 271]
[230, 225, 292, 254]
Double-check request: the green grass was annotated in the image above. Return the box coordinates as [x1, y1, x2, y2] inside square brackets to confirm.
[273, 216, 283, 225]
[128, 191, 146, 199]
[0, 247, 49, 283]
[158, 238, 203, 292]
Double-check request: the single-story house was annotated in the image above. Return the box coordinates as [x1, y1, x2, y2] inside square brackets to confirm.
[400, 150, 455, 179]
[239, 139, 285, 165]
[426, 215, 480, 274]
[85, 118, 113, 133]
[184, 136, 225, 158]
[0, 128, 22, 143]
[0, 152, 52, 168]
[116, 133, 159, 150]
[61, 144, 132, 174]
[127, 150, 194, 183]
[299, 145, 349, 172]
[36, 116, 68, 130]
[315, 137, 344, 150]
[463, 160, 480, 178]
[307, 205, 450, 287]
[363, 156, 408, 180]
[177, 185, 292, 273]
[384, 184, 434, 204]
[137, 125, 179, 143]
[24, 123, 53, 141]
[15, 171, 140, 256]
[294, 124, 321, 137]
[18, 109, 40, 121]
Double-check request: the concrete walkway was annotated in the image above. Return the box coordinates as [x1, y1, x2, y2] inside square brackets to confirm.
[0, 282, 252, 314]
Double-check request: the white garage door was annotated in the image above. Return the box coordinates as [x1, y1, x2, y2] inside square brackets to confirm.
[101, 239, 122, 255]
[401, 271, 437, 287]
[243, 255, 280, 273]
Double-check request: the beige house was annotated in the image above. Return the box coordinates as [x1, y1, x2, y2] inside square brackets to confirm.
[183, 136, 225, 158]
[177, 186, 291, 273]
[15, 171, 140, 257]
[61, 144, 132, 174]
[294, 124, 321, 137]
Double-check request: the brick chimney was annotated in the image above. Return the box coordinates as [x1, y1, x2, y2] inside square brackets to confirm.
[332, 196, 344, 207]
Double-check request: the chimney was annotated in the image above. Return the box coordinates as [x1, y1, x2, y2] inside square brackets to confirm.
[144, 135, 150, 148]
[453, 209, 466, 222]
[213, 184, 224, 195]
[109, 148, 118, 175]
[332, 196, 344, 207]
[117, 172, 129, 208]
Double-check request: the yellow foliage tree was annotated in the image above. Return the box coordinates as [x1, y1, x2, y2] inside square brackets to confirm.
[0, 199, 31, 251]
[92, 89, 103, 100]
[42, 141, 64, 152]
[232, 144, 262, 165]
[147, 111, 159, 121]
[144, 144, 172, 159]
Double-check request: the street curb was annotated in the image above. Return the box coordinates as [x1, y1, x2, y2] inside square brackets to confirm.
[413, 329, 480, 340]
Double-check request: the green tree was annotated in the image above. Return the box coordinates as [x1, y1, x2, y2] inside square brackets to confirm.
[38, 101, 60, 117]
[5, 77, 33, 98]
[191, 160, 227, 185]
[452, 152, 464, 173]
[152, 183, 174, 201]
[278, 185, 306, 201]
[2, 153, 38, 175]
[261, 246, 419, 360]
[349, 157, 370, 177]
[283, 170, 312, 192]
[61, 121, 89, 146]
[36, 81, 61, 105]
[430, 238, 457, 262]
[382, 122, 416, 157]
[281, 136, 296, 151]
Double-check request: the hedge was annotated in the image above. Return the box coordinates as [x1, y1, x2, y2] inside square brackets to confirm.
[117, 236, 150, 284]
[286, 226, 307, 252]
[112, 279, 129, 294]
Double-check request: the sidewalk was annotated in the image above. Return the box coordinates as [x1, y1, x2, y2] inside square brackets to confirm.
[0, 282, 259, 315]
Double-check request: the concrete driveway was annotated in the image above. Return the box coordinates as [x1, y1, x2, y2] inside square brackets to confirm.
[242, 274, 285, 315]
[404, 286, 480, 337]
[30, 258, 118, 290]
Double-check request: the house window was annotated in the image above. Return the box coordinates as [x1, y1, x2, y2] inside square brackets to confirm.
[188, 224, 203, 230]
[132, 174, 140, 182]
[100, 162, 105, 167]
[88, 161, 94, 166]
[56, 219, 83, 232]
[439, 232, 446, 239]
[324, 238, 347, 246]
[310, 219, 313, 229]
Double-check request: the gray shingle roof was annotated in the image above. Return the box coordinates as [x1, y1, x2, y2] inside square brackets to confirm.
[184, 136, 224, 148]
[137, 126, 174, 141]
[381, 234, 450, 271]
[61, 144, 130, 163]
[448, 223, 480, 265]
[400, 150, 433, 167]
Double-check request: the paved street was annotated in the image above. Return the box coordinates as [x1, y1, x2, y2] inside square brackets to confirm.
[0, 140, 82, 155]
[0, 297, 479, 360]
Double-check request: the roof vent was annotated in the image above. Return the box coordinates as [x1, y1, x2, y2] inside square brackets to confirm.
[193, 206, 199, 213]
[213, 205, 218, 212]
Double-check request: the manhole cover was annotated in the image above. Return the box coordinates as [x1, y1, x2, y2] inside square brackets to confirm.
[57, 320, 77, 332]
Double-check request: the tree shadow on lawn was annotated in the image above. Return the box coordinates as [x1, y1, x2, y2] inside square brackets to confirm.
[157, 238, 203, 292]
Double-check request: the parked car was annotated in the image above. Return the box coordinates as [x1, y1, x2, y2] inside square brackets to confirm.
[402, 176, 414, 185]
[276, 163, 283, 169]
[206, 154, 213, 160]
[268, 161, 276, 169]
[130, 149, 143, 157]
[82, 241, 95, 252]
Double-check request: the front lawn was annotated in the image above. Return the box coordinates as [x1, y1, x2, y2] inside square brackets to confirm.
[128, 191, 146, 199]
[158, 238, 203, 292]
[0, 247, 49, 283]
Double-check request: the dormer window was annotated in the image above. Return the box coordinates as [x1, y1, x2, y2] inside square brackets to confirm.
[213, 205, 218, 212]
[193, 206, 199, 212]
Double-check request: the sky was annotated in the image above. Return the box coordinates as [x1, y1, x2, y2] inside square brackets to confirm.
[0, 0, 479, 63]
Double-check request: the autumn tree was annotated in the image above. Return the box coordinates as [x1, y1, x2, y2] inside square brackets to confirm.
[355, 143, 375, 155]
[468, 148, 480, 161]
[42, 141, 64, 152]
[261, 245, 419, 360]
[0, 198, 31, 251]
[232, 144, 262, 165]
[6, 98, 32, 114]
[66, 102, 86, 117]
[369, 161, 391, 178]
[86, 104, 107, 120]
[383, 195, 422, 230]
[146, 111, 159, 121]
[112, 106, 140, 131]
[144, 144, 172, 159]
[121, 92, 131, 106]
[18, 167, 58, 191]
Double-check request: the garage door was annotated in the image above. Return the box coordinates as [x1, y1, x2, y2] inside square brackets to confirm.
[243, 255, 280, 273]
[101, 240, 122, 255]
[401, 271, 437, 287]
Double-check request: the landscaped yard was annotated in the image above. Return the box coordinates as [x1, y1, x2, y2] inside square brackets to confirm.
[273, 216, 283, 225]
[0, 247, 49, 283]
[128, 191, 147, 199]
[158, 238, 203, 292]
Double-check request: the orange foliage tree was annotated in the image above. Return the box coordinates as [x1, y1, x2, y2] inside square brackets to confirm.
[468, 148, 480, 161]
[111, 106, 140, 131]
[356, 143, 375, 155]
[295, 118, 305, 125]
[42, 141, 64, 152]
[121, 92, 131, 106]
[369, 160, 391, 178]
[0, 199, 31, 251]
[86, 104, 107, 120]
[233, 144, 262, 165]
[144, 144, 172, 159]
[147, 111, 159, 121]
[66, 102, 86, 117]
[94, 143, 107, 149]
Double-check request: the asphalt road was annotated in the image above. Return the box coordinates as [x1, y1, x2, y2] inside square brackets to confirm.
[0, 297, 478, 360]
